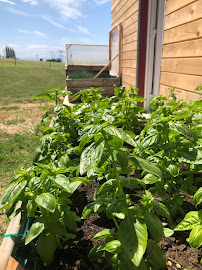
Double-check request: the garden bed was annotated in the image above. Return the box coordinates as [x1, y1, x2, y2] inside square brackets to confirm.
[12, 181, 202, 270]
[0, 86, 201, 270]
[66, 77, 121, 98]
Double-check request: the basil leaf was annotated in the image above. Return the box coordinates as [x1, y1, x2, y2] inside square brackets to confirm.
[118, 215, 147, 267]
[35, 193, 56, 213]
[0, 181, 27, 211]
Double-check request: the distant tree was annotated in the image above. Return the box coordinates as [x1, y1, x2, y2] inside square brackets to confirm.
[46, 58, 61, 62]
[5, 46, 16, 59]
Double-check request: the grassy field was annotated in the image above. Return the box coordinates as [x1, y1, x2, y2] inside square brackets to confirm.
[0, 58, 65, 105]
[0, 58, 66, 241]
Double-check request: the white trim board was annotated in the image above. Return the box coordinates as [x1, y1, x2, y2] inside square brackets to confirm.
[144, 0, 166, 108]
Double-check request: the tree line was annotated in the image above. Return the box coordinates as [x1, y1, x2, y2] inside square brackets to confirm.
[0, 46, 16, 59]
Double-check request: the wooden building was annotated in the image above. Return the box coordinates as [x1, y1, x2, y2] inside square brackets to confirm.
[111, 0, 202, 104]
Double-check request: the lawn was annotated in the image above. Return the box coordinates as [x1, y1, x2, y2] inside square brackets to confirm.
[0, 58, 66, 242]
[0, 58, 65, 105]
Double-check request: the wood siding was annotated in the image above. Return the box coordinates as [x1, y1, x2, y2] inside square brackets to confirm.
[159, 0, 202, 100]
[111, 0, 139, 89]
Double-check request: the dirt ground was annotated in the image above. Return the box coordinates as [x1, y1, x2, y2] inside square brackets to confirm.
[13, 181, 202, 270]
[0, 102, 51, 243]
[0, 102, 50, 136]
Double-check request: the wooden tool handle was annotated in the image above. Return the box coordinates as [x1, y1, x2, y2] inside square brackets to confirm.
[93, 54, 119, 79]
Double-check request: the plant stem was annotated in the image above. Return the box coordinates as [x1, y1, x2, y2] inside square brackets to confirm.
[112, 217, 119, 229]
[102, 131, 123, 195]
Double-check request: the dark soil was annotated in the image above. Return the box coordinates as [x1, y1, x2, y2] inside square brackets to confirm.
[13, 181, 202, 270]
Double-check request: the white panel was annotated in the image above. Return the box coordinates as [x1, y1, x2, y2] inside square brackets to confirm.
[66, 44, 109, 66]
[144, 0, 166, 107]
[110, 27, 119, 76]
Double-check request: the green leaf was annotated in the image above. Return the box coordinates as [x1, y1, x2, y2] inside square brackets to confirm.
[109, 136, 123, 149]
[115, 149, 128, 171]
[142, 174, 158, 184]
[118, 215, 147, 267]
[81, 202, 102, 219]
[36, 232, 58, 266]
[151, 200, 170, 219]
[105, 126, 136, 147]
[169, 122, 195, 141]
[35, 193, 56, 213]
[96, 179, 116, 198]
[120, 176, 139, 189]
[163, 228, 174, 237]
[174, 211, 200, 231]
[130, 156, 163, 179]
[144, 212, 164, 243]
[119, 252, 148, 270]
[26, 200, 37, 217]
[167, 164, 179, 177]
[68, 181, 82, 194]
[91, 229, 114, 241]
[196, 86, 202, 91]
[147, 240, 166, 269]
[49, 220, 67, 236]
[106, 199, 125, 219]
[79, 134, 90, 150]
[101, 240, 122, 254]
[119, 252, 137, 270]
[64, 211, 77, 231]
[189, 225, 202, 249]
[88, 244, 105, 262]
[25, 219, 45, 245]
[194, 188, 202, 207]
[180, 148, 199, 163]
[58, 155, 70, 168]
[0, 181, 27, 211]
[139, 133, 159, 152]
[80, 141, 104, 175]
[54, 174, 81, 194]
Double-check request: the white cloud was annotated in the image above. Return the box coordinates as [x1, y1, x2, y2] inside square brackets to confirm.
[41, 15, 67, 29]
[9, 44, 17, 47]
[77, 25, 93, 36]
[22, 0, 39, 5]
[7, 7, 29, 16]
[94, 0, 110, 5]
[43, 0, 84, 20]
[28, 45, 48, 49]
[0, 0, 15, 5]
[18, 29, 47, 37]
[41, 15, 75, 32]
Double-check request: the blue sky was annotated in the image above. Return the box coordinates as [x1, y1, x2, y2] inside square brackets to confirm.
[0, 0, 111, 61]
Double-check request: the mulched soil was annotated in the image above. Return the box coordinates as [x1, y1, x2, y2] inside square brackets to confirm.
[13, 180, 202, 270]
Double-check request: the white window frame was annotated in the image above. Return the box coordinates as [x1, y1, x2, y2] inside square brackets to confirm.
[144, 0, 166, 107]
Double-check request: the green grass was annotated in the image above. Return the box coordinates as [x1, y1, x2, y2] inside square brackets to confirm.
[0, 58, 64, 69]
[0, 58, 66, 105]
[68, 70, 95, 79]
[0, 133, 39, 177]
[4, 118, 25, 125]
[0, 106, 20, 111]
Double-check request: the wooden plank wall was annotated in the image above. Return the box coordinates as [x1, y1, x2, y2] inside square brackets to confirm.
[111, 0, 139, 89]
[159, 0, 202, 100]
